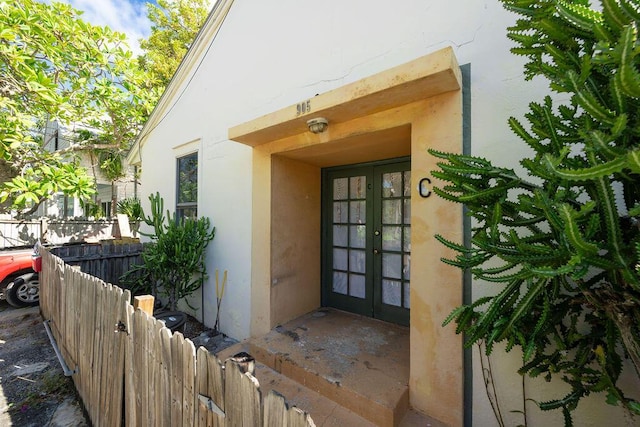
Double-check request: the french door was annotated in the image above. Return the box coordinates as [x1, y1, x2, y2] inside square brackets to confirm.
[322, 159, 411, 326]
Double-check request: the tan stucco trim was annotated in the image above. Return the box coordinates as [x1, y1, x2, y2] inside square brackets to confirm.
[172, 138, 200, 154]
[409, 93, 463, 426]
[228, 47, 461, 146]
[250, 147, 272, 335]
[234, 49, 464, 426]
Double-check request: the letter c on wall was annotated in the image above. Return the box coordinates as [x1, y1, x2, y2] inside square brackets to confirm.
[418, 177, 431, 198]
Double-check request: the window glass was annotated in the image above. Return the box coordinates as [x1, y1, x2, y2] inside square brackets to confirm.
[177, 153, 198, 220]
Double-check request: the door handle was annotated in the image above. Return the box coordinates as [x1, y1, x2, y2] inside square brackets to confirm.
[373, 249, 380, 254]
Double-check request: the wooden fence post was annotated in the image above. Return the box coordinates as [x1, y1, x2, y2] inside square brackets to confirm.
[134, 295, 154, 315]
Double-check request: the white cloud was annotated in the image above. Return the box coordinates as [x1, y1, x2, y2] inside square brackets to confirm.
[55, 0, 152, 54]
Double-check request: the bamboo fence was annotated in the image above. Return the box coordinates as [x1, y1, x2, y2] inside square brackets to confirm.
[39, 247, 315, 427]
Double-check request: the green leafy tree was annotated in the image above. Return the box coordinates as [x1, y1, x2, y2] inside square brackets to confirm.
[431, 0, 640, 424]
[138, 0, 212, 87]
[76, 128, 127, 218]
[0, 0, 160, 216]
[98, 150, 125, 217]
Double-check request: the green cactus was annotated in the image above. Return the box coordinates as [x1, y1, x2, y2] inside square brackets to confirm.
[139, 192, 215, 311]
[432, 0, 640, 423]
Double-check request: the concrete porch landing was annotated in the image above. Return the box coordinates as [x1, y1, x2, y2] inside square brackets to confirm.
[219, 308, 441, 426]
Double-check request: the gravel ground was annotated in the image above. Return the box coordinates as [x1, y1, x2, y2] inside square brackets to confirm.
[0, 302, 88, 427]
[0, 301, 236, 427]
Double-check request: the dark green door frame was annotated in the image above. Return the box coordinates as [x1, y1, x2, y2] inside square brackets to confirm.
[321, 157, 410, 326]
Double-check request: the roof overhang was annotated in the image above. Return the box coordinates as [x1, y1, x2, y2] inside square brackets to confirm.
[127, 0, 235, 166]
[229, 47, 461, 147]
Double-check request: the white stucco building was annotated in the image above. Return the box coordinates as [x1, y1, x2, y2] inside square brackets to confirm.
[128, 1, 640, 425]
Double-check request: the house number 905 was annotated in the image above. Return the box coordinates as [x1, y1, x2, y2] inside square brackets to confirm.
[296, 100, 311, 116]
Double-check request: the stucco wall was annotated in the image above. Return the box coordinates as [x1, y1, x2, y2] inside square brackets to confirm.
[136, 0, 639, 425]
[139, 0, 510, 339]
[270, 156, 321, 327]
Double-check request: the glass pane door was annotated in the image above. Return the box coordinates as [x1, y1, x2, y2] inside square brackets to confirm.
[324, 167, 373, 317]
[373, 165, 411, 325]
[323, 159, 410, 325]
[332, 175, 368, 298]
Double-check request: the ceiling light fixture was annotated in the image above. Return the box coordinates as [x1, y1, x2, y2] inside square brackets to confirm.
[306, 117, 329, 134]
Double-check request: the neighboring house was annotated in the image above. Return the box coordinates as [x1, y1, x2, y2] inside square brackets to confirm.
[39, 121, 138, 218]
[127, 1, 639, 426]
[78, 154, 139, 218]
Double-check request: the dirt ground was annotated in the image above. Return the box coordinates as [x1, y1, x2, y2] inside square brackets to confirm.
[0, 301, 229, 426]
[0, 302, 88, 427]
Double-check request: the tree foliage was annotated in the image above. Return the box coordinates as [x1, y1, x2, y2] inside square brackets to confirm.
[138, 0, 212, 87]
[0, 0, 160, 216]
[431, 0, 640, 423]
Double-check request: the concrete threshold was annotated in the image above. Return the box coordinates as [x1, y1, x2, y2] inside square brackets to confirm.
[218, 308, 426, 426]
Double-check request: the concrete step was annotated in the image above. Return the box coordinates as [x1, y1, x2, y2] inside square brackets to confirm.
[217, 308, 414, 426]
[218, 344, 376, 426]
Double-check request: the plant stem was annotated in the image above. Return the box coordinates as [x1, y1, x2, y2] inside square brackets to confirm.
[478, 342, 505, 427]
[522, 371, 528, 427]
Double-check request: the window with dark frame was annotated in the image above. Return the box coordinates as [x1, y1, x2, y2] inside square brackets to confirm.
[176, 152, 198, 221]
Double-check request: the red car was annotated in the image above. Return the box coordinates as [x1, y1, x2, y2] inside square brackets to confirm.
[0, 249, 39, 307]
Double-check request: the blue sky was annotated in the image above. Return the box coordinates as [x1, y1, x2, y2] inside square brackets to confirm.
[55, 0, 157, 53]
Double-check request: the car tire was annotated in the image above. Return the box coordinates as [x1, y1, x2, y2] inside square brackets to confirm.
[5, 273, 39, 308]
